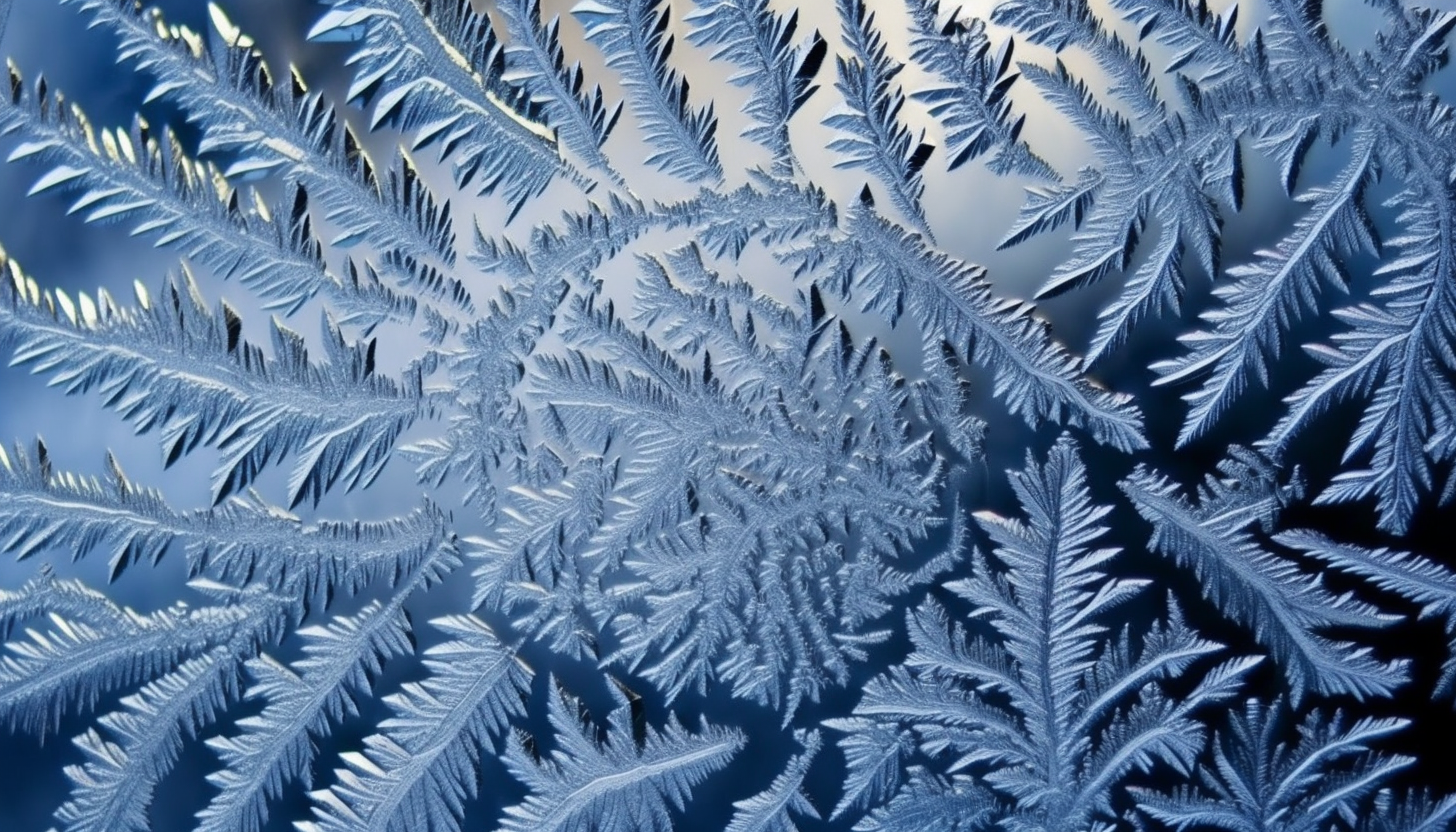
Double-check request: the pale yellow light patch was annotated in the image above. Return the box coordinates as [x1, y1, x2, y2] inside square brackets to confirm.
[78, 293, 99, 328]
[54, 288, 77, 326]
[114, 129, 137, 165]
[252, 190, 272, 223]
[263, 137, 307, 163]
[413, 7, 557, 142]
[207, 3, 255, 49]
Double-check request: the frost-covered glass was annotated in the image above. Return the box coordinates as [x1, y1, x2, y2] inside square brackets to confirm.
[0, 0, 1452, 830]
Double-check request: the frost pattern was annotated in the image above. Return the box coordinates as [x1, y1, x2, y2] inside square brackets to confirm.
[0, 0, 1451, 830]
[828, 436, 1257, 832]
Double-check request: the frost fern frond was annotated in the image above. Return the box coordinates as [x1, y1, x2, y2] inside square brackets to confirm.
[834, 436, 1254, 831]
[685, 0, 825, 166]
[0, 252, 435, 507]
[499, 682, 743, 832]
[308, 0, 572, 214]
[574, 0, 723, 183]
[825, 0, 935, 238]
[301, 614, 528, 832]
[1121, 453, 1409, 701]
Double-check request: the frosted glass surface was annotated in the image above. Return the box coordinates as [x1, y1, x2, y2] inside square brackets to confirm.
[0, 1, 1452, 830]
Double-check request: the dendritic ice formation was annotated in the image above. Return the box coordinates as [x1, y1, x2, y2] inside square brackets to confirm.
[0, 0, 1453, 830]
